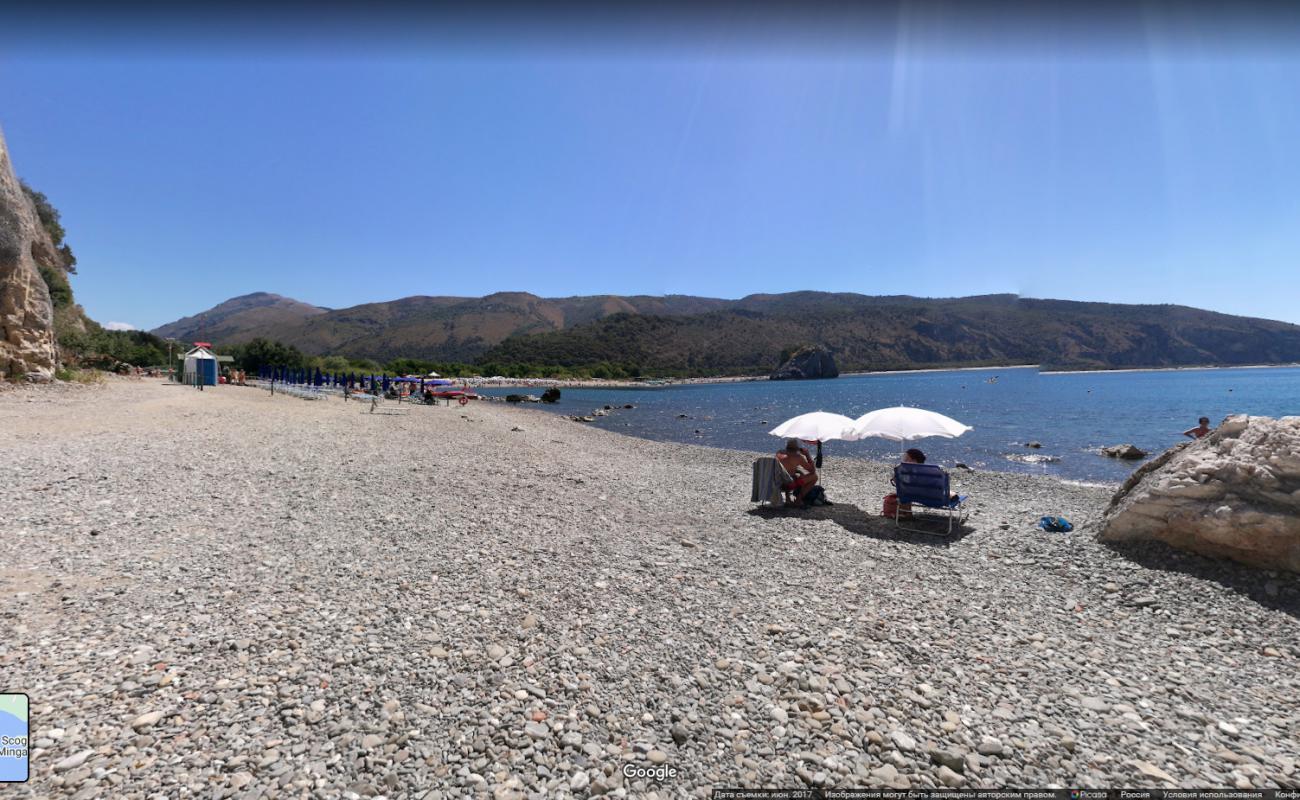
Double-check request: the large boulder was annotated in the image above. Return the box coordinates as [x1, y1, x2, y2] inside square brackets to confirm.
[1099, 415, 1300, 572]
[0, 127, 59, 380]
[770, 345, 839, 381]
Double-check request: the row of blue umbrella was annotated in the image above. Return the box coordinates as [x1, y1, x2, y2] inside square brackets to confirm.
[258, 365, 383, 388]
[257, 366, 454, 392]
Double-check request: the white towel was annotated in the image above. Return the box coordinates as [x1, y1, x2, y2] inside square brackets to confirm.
[751, 457, 792, 506]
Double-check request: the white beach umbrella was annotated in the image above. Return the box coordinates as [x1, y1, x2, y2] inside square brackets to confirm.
[768, 411, 856, 442]
[769, 411, 857, 468]
[846, 406, 972, 445]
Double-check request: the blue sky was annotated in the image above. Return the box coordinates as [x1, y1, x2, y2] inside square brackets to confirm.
[2, 4, 1299, 330]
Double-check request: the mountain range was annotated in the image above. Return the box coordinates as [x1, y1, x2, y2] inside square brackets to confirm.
[152, 291, 1300, 374]
[153, 292, 329, 343]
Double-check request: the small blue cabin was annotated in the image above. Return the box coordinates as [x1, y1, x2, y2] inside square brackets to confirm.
[181, 345, 220, 386]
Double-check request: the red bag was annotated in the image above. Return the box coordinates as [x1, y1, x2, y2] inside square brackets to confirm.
[882, 494, 912, 518]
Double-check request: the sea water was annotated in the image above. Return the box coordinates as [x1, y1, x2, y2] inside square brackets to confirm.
[482, 366, 1300, 484]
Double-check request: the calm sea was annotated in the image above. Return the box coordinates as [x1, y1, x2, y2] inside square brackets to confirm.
[482, 366, 1300, 484]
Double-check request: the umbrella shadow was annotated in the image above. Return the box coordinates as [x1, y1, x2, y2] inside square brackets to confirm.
[746, 503, 975, 547]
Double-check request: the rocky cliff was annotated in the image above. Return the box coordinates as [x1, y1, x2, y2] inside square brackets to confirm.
[770, 345, 839, 380]
[0, 127, 59, 380]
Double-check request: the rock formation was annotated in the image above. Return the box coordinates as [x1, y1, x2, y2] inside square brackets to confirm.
[1102, 443, 1147, 460]
[770, 345, 839, 381]
[1099, 415, 1300, 572]
[0, 127, 59, 380]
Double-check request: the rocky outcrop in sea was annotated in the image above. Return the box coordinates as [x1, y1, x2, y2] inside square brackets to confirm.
[770, 345, 839, 381]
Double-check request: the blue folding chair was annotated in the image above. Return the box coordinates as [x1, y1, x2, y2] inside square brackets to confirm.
[893, 463, 968, 536]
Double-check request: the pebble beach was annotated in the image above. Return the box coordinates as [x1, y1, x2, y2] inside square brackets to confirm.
[3, 379, 1298, 798]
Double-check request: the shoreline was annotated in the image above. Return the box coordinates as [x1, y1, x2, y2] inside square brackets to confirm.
[469, 360, 1299, 389]
[1039, 362, 1300, 375]
[535, 400, 1129, 490]
[470, 374, 765, 389]
[839, 364, 1039, 377]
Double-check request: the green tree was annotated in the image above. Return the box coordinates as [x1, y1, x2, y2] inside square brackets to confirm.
[39, 265, 73, 308]
[315, 355, 354, 373]
[220, 338, 306, 372]
[20, 180, 76, 272]
[385, 357, 435, 375]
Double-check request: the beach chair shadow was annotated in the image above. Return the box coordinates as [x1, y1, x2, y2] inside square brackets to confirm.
[746, 503, 974, 547]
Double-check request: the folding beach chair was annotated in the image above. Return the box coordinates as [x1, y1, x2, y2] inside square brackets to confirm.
[892, 463, 968, 536]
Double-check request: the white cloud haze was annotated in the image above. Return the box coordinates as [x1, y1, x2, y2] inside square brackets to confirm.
[104, 321, 136, 331]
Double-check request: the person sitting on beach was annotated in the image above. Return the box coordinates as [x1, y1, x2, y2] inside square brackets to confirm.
[888, 448, 927, 512]
[1183, 417, 1212, 439]
[893, 448, 959, 504]
[776, 438, 818, 507]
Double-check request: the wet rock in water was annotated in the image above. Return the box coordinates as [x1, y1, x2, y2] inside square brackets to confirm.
[954, 463, 971, 470]
[1103, 443, 1148, 460]
[540, 387, 561, 403]
[1100, 415, 1300, 572]
[1026, 442, 1043, 449]
[1006, 453, 1061, 465]
[770, 345, 839, 381]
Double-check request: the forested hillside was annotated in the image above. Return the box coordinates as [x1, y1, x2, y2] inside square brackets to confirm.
[154, 290, 1300, 377]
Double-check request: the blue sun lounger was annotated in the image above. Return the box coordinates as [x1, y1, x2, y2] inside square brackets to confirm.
[893, 463, 968, 536]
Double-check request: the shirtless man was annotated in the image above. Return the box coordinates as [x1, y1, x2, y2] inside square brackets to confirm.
[1183, 416, 1212, 439]
[776, 438, 818, 507]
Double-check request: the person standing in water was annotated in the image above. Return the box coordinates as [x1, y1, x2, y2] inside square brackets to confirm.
[1183, 417, 1212, 439]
